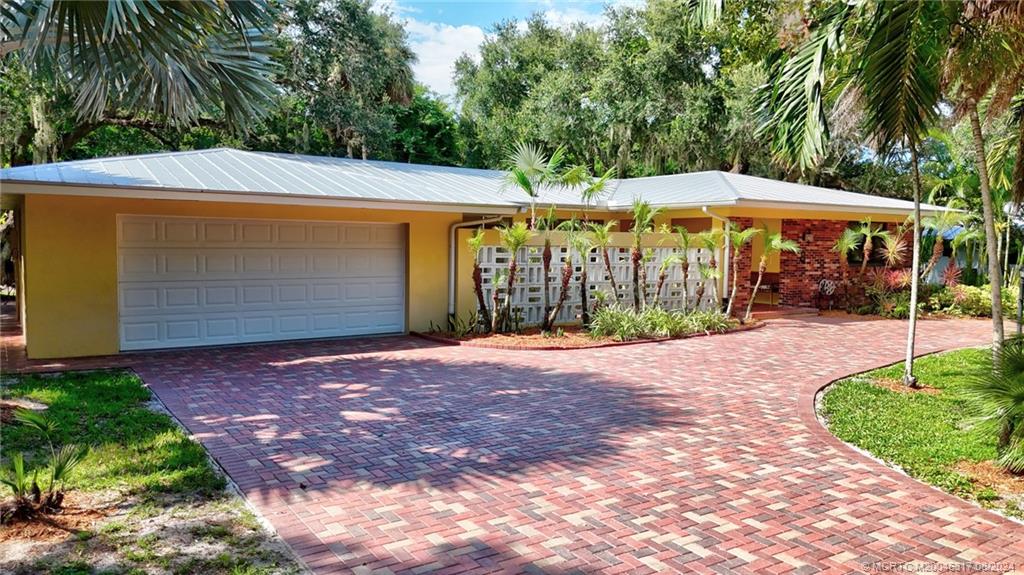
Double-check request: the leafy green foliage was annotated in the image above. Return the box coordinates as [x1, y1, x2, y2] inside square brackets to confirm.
[2, 370, 223, 496]
[822, 348, 997, 495]
[589, 305, 733, 341]
[965, 338, 1024, 472]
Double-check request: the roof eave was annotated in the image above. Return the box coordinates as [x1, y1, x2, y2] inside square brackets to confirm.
[733, 199, 947, 216]
[1, 180, 520, 215]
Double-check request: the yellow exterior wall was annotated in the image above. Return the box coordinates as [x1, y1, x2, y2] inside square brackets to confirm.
[750, 218, 783, 273]
[23, 194, 462, 359]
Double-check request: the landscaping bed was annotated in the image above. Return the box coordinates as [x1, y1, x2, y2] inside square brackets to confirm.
[418, 308, 762, 350]
[0, 370, 303, 575]
[819, 348, 1023, 520]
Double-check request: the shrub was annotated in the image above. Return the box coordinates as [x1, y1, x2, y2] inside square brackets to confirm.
[966, 337, 1024, 473]
[589, 305, 733, 341]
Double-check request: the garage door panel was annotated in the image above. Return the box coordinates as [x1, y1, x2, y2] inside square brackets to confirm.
[118, 216, 406, 350]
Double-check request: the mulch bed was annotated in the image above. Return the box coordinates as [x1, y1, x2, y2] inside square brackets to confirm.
[955, 460, 1024, 496]
[412, 320, 764, 350]
[871, 377, 942, 395]
[0, 491, 120, 543]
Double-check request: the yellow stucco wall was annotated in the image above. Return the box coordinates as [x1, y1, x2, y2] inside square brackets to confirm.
[23, 194, 462, 359]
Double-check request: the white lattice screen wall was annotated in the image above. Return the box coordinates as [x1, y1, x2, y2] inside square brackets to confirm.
[477, 244, 719, 326]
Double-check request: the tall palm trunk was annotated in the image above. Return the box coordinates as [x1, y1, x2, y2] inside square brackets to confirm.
[921, 236, 944, 279]
[540, 239, 553, 331]
[903, 145, 923, 388]
[653, 267, 668, 307]
[602, 248, 620, 302]
[501, 255, 520, 333]
[968, 101, 1005, 354]
[472, 260, 491, 330]
[490, 276, 503, 333]
[547, 257, 573, 328]
[579, 256, 590, 326]
[744, 256, 768, 322]
[631, 245, 642, 310]
[639, 252, 650, 309]
[680, 258, 690, 311]
[860, 238, 873, 274]
[726, 250, 742, 317]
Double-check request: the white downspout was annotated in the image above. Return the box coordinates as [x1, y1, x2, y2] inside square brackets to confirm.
[702, 206, 731, 310]
[449, 215, 505, 317]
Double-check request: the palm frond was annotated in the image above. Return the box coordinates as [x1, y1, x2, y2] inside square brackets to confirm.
[858, 0, 944, 151]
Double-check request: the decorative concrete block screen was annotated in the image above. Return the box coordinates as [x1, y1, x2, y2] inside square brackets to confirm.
[476, 244, 718, 326]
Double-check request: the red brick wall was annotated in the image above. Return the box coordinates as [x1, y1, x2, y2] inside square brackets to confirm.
[779, 219, 849, 307]
[727, 217, 754, 317]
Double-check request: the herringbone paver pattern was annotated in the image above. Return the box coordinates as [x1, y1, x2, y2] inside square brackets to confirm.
[127, 317, 1024, 574]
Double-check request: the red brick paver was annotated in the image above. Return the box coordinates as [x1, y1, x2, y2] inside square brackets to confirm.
[16, 315, 1024, 573]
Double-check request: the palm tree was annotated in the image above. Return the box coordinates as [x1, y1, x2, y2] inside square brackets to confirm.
[832, 227, 862, 305]
[695, 229, 723, 309]
[561, 165, 616, 220]
[724, 224, 761, 317]
[535, 207, 559, 332]
[921, 209, 962, 278]
[2, 0, 277, 129]
[494, 222, 533, 333]
[467, 228, 491, 330]
[503, 142, 565, 229]
[671, 226, 694, 311]
[546, 222, 579, 330]
[589, 220, 621, 303]
[855, 219, 890, 275]
[697, 263, 721, 309]
[629, 199, 663, 310]
[568, 229, 594, 326]
[745, 231, 800, 322]
[652, 254, 683, 308]
[880, 221, 910, 268]
[966, 337, 1024, 472]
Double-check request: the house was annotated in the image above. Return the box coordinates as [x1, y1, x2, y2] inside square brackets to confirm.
[0, 148, 944, 359]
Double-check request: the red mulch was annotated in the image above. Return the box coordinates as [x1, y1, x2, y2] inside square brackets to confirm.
[0, 492, 117, 543]
[956, 460, 1024, 496]
[413, 321, 763, 351]
[872, 377, 942, 395]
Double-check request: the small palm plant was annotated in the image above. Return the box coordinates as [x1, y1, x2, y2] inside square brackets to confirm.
[503, 142, 565, 229]
[467, 228, 491, 330]
[589, 220, 620, 303]
[493, 222, 534, 333]
[568, 229, 594, 326]
[671, 226, 694, 311]
[855, 218, 890, 274]
[545, 222, 580, 330]
[832, 227, 862, 299]
[561, 165, 615, 220]
[695, 229, 723, 309]
[1, 410, 89, 524]
[652, 254, 684, 308]
[921, 209, 961, 278]
[966, 338, 1024, 473]
[745, 230, 800, 322]
[724, 224, 761, 317]
[880, 221, 909, 268]
[630, 199, 663, 310]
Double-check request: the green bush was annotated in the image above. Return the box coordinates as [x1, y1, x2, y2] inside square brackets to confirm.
[588, 305, 733, 341]
[924, 284, 1016, 318]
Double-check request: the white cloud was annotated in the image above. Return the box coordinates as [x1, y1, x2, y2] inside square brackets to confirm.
[403, 19, 487, 97]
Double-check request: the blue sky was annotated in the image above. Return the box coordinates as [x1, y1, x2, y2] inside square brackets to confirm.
[376, 1, 627, 97]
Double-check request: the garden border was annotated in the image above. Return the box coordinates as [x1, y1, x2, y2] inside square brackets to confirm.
[410, 319, 765, 350]
[801, 342, 1024, 528]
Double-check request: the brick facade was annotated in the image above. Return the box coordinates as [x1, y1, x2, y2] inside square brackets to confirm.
[779, 219, 849, 307]
[726, 217, 754, 317]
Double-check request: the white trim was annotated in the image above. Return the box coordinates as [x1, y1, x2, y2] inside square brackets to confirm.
[1, 181, 520, 215]
[734, 199, 944, 216]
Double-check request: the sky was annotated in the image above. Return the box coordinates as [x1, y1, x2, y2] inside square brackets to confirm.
[374, 1, 625, 98]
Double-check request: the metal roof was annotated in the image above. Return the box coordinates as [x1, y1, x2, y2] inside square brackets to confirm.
[0, 147, 944, 214]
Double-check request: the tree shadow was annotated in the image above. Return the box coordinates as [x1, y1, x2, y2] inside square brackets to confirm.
[136, 339, 688, 497]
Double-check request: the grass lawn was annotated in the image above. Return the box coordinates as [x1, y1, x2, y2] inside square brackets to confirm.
[821, 347, 1023, 519]
[0, 370, 302, 575]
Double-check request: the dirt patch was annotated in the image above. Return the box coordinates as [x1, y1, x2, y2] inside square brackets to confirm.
[0, 492, 303, 575]
[871, 377, 942, 395]
[0, 397, 47, 424]
[956, 460, 1024, 495]
[0, 491, 120, 544]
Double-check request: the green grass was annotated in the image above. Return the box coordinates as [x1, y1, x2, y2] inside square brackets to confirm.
[821, 348, 997, 497]
[2, 369, 224, 498]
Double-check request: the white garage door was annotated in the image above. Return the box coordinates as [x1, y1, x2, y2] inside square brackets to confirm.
[117, 215, 406, 351]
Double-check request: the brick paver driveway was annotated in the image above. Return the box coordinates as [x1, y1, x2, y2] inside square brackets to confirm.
[137, 317, 1024, 574]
